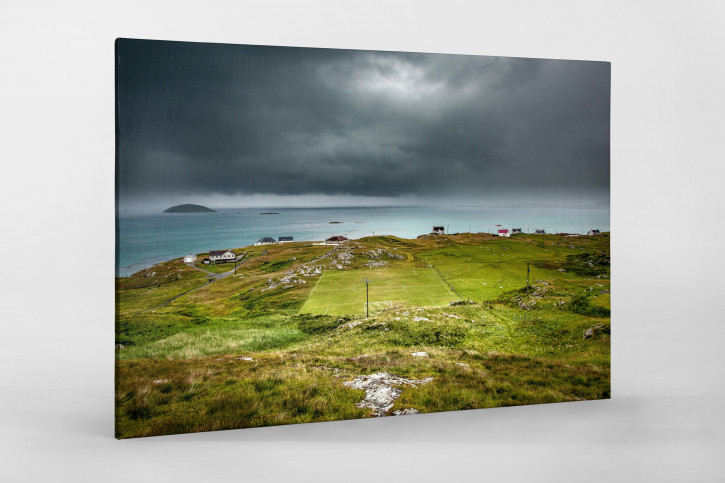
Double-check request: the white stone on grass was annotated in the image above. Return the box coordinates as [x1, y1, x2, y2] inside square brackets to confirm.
[343, 372, 433, 417]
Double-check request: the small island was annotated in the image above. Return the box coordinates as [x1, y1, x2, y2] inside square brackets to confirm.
[163, 204, 217, 213]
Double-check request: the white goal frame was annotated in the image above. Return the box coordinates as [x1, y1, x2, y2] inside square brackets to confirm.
[363, 300, 393, 313]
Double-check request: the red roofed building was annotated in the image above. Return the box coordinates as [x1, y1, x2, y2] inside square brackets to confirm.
[497, 229, 510, 238]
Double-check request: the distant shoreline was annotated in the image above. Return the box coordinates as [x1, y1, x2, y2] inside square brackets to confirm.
[117, 231, 610, 278]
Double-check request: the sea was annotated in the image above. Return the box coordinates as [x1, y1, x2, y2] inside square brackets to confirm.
[116, 205, 610, 277]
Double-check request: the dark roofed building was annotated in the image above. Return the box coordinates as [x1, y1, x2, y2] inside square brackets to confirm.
[587, 229, 601, 236]
[512, 228, 522, 234]
[326, 235, 349, 245]
[432, 226, 445, 235]
[278, 236, 294, 243]
[255, 237, 277, 246]
[534, 229, 546, 234]
[209, 249, 235, 262]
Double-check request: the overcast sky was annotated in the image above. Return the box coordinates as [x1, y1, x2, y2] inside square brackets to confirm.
[116, 39, 610, 213]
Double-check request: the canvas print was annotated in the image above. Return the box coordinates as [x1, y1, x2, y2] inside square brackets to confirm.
[115, 38, 610, 438]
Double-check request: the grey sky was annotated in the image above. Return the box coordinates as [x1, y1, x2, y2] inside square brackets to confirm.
[116, 39, 609, 212]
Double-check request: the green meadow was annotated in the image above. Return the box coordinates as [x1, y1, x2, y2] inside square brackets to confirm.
[299, 267, 457, 316]
[115, 233, 610, 438]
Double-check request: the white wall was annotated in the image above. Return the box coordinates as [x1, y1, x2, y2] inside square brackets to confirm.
[1, 1, 723, 482]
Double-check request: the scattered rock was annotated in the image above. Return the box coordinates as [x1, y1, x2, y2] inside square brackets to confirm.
[115, 344, 125, 350]
[236, 356, 254, 361]
[364, 260, 388, 268]
[456, 362, 470, 367]
[412, 316, 430, 322]
[343, 372, 433, 416]
[152, 379, 169, 384]
[583, 324, 610, 339]
[359, 249, 404, 260]
[392, 408, 420, 416]
[411, 351, 429, 357]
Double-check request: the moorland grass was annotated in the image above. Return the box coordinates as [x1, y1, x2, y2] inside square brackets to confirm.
[115, 233, 610, 438]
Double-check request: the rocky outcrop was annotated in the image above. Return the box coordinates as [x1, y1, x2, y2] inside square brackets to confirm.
[343, 372, 433, 417]
[583, 324, 610, 339]
[359, 249, 405, 260]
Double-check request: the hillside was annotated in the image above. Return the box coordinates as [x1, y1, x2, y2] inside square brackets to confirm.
[115, 232, 610, 438]
[162, 204, 216, 213]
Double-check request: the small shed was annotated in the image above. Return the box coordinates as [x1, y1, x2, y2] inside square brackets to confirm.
[183, 254, 197, 263]
[255, 237, 277, 246]
[432, 226, 445, 235]
[278, 236, 294, 243]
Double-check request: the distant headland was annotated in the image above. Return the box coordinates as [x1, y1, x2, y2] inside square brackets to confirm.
[163, 204, 217, 213]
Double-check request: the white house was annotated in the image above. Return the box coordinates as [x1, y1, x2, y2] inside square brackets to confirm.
[511, 228, 522, 234]
[209, 249, 235, 263]
[587, 229, 601, 236]
[432, 226, 445, 235]
[255, 237, 277, 246]
[183, 254, 197, 263]
[497, 229, 510, 237]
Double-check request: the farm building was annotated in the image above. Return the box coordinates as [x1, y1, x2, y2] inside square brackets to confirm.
[497, 229, 510, 237]
[587, 229, 601, 235]
[255, 237, 277, 246]
[278, 236, 294, 243]
[183, 254, 197, 263]
[534, 229, 546, 234]
[326, 235, 349, 245]
[209, 249, 235, 263]
[432, 226, 445, 235]
[512, 228, 522, 234]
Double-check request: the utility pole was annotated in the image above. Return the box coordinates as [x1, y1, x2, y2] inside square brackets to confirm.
[362, 278, 372, 317]
[526, 262, 530, 294]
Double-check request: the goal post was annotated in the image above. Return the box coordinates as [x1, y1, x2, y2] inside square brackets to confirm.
[363, 301, 393, 313]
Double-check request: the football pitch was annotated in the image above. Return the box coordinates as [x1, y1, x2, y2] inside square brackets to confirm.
[298, 267, 459, 316]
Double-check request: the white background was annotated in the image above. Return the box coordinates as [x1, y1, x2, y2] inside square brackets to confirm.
[1, 1, 724, 481]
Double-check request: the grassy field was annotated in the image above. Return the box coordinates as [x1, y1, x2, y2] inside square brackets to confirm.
[299, 267, 458, 316]
[116, 233, 610, 438]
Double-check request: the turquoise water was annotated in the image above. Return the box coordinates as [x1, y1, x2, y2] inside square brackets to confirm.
[116, 205, 609, 276]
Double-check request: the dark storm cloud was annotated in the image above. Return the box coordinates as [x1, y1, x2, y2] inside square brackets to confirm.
[116, 39, 609, 204]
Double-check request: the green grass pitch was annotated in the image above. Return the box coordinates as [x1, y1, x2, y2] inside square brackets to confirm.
[299, 267, 459, 316]
[417, 241, 592, 302]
